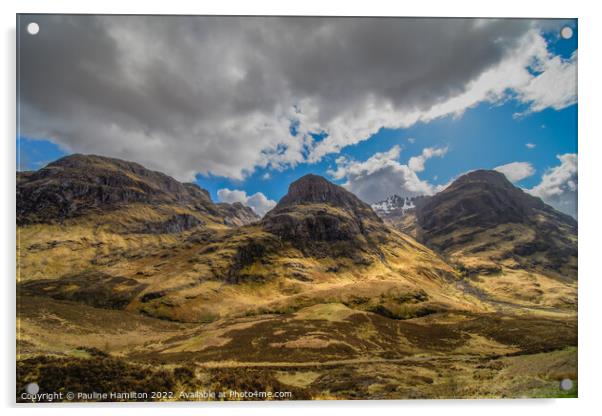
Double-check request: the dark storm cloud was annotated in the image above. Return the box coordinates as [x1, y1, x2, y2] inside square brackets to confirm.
[272, 18, 527, 112]
[18, 15, 560, 179]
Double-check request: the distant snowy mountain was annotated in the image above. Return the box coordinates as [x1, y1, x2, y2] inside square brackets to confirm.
[371, 195, 419, 216]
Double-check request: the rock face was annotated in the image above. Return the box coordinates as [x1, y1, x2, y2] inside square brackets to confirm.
[217, 202, 259, 226]
[17, 154, 219, 224]
[261, 175, 389, 255]
[276, 174, 381, 220]
[16, 154, 256, 227]
[413, 170, 577, 278]
[416, 170, 576, 241]
[262, 174, 386, 244]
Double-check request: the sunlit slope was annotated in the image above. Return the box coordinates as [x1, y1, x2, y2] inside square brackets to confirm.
[18, 170, 487, 323]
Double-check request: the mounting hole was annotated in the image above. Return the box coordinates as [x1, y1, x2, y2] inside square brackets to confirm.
[26, 382, 40, 395]
[26, 22, 40, 35]
[559, 378, 573, 391]
[560, 26, 573, 40]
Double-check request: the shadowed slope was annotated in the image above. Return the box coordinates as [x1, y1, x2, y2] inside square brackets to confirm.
[414, 170, 577, 279]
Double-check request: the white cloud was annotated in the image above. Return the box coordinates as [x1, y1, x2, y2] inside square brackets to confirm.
[528, 154, 577, 218]
[328, 145, 443, 203]
[526, 143, 536, 149]
[408, 147, 448, 172]
[329, 145, 402, 180]
[515, 51, 578, 115]
[494, 161, 535, 182]
[217, 188, 277, 217]
[407, 137, 416, 144]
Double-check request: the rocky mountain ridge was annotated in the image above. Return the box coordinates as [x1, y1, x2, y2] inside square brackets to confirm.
[17, 156, 577, 323]
[18, 162, 470, 323]
[17, 154, 258, 227]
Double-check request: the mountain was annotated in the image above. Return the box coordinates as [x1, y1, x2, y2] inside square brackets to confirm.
[376, 170, 577, 309]
[16, 154, 259, 292]
[18, 166, 480, 323]
[415, 170, 577, 274]
[371, 194, 428, 234]
[17, 154, 257, 228]
[417, 170, 576, 234]
[122, 174, 479, 321]
[262, 174, 387, 256]
[275, 174, 382, 219]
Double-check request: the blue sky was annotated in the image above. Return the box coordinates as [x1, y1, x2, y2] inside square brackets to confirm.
[17, 17, 578, 217]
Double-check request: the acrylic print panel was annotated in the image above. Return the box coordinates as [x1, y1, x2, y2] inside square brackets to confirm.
[16, 14, 578, 402]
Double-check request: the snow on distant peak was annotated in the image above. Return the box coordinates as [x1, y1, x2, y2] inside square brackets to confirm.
[371, 194, 418, 215]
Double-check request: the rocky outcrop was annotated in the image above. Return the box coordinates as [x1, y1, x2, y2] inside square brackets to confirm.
[17, 154, 221, 224]
[217, 202, 259, 226]
[261, 175, 389, 261]
[262, 174, 385, 242]
[263, 206, 364, 242]
[274, 174, 382, 223]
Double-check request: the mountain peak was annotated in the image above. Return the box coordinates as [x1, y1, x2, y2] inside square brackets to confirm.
[418, 169, 548, 233]
[278, 174, 350, 205]
[435, 169, 554, 217]
[46, 153, 143, 169]
[262, 174, 385, 249]
[450, 169, 515, 190]
[274, 174, 378, 215]
[216, 202, 259, 226]
[411, 168, 577, 278]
